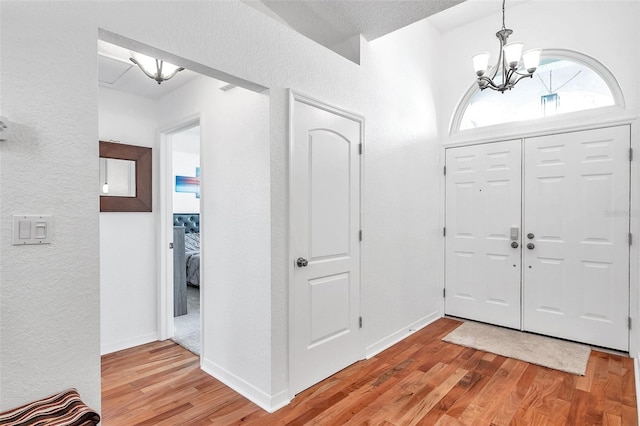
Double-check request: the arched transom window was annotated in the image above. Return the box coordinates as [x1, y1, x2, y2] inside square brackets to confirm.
[453, 50, 624, 132]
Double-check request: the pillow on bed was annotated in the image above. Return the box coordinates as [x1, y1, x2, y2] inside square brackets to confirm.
[185, 232, 200, 252]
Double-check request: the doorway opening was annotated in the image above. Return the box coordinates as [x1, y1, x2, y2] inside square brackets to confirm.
[98, 32, 273, 410]
[169, 125, 201, 355]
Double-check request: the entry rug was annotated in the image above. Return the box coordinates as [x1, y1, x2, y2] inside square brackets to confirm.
[442, 321, 590, 376]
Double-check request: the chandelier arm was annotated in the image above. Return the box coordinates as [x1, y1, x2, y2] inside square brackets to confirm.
[161, 67, 186, 82]
[510, 73, 535, 86]
[130, 58, 159, 81]
[505, 67, 517, 85]
[513, 69, 534, 77]
[477, 76, 502, 91]
[493, 37, 507, 82]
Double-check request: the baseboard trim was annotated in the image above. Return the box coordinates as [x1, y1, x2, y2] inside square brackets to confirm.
[365, 311, 441, 359]
[635, 352, 640, 423]
[201, 358, 290, 413]
[101, 332, 158, 355]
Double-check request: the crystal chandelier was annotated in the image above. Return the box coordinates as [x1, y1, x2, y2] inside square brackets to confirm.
[472, 0, 541, 92]
[130, 51, 184, 85]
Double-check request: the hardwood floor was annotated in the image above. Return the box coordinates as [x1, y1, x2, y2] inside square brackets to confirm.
[102, 318, 638, 425]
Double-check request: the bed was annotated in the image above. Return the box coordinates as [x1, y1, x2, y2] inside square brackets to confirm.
[174, 213, 200, 287]
[173, 214, 200, 317]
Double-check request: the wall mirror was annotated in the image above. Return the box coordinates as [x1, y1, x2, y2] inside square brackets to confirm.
[99, 141, 152, 212]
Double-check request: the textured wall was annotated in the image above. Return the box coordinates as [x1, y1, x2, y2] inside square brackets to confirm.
[98, 87, 159, 355]
[361, 20, 444, 356]
[156, 77, 272, 399]
[0, 2, 101, 410]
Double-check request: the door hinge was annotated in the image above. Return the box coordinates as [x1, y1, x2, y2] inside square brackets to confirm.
[359, 230, 363, 241]
[443, 166, 446, 176]
[359, 316, 363, 328]
[630, 148, 633, 161]
[629, 317, 632, 330]
[359, 143, 363, 155]
[169, 243, 174, 249]
[443, 227, 446, 237]
[443, 288, 446, 298]
[629, 232, 633, 246]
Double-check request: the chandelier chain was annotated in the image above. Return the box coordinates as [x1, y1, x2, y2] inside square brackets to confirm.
[502, 0, 506, 30]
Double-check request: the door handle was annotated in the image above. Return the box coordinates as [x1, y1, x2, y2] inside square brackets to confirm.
[511, 241, 519, 248]
[296, 257, 309, 267]
[527, 243, 535, 250]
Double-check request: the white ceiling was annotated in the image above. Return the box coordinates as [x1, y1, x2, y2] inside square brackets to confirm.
[99, 0, 529, 99]
[428, 0, 530, 33]
[244, 0, 466, 48]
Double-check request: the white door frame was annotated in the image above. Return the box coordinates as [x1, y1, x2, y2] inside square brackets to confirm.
[287, 90, 366, 399]
[158, 115, 201, 342]
[441, 118, 638, 355]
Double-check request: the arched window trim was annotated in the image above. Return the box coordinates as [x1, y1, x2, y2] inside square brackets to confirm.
[449, 49, 626, 135]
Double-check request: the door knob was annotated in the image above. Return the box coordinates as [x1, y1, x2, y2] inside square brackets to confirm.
[511, 241, 519, 248]
[527, 233, 535, 239]
[296, 257, 309, 267]
[527, 243, 535, 250]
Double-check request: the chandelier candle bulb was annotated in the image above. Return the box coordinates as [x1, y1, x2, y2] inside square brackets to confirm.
[523, 49, 542, 73]
[503, 42, 524, 68]
[473, 52, 491, 76]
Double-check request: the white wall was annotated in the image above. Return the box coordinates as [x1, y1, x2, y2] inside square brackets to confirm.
[172, 132, 200, 214]
[2, 0, 448, 412]
[98, 87, 159, 355]
[156, 77, 273, 403]
[361, 20, 444, 356]
[1, 1, 101, 410]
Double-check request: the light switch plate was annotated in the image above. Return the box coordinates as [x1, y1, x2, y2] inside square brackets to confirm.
[13, 215, 52, 245]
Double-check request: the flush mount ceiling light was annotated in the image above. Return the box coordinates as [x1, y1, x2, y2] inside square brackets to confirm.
[472, 0, 541, 93]
[129, 51, 184, 85]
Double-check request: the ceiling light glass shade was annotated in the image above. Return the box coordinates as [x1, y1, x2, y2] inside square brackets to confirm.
[102, 183, 109, 194]
[129, 51, 184, 84]
[522, 48, 542, 72]
[130, 52, 155, 73]
[159, 62, 181, 78]
[472, 52, 491, 76]
[503, 42, 524, 68]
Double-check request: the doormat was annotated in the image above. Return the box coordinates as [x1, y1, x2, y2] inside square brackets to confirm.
[442, 321, 590, 376]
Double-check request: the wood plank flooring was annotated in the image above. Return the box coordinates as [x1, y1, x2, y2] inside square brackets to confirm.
[102, 318, 638, 425]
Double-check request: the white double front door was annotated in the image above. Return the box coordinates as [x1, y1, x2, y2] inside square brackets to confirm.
[445, 126, 631, 351]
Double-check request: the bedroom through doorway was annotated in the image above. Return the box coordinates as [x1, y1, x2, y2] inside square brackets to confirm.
[170, 125, 202, 356]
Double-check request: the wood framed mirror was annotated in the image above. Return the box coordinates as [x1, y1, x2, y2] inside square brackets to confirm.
[99, 141, 152, 212]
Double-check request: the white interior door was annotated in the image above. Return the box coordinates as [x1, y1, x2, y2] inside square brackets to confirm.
[523, 126, 630, 351]
[290, 95, 362, 395]
[445, 140, 522, 329]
